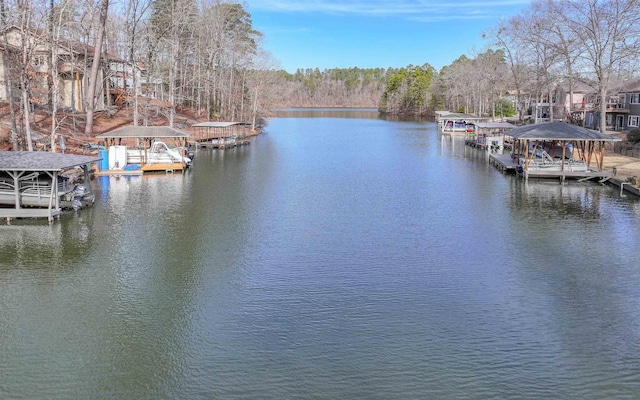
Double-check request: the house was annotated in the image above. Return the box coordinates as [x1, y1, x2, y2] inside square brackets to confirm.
[525, 80, 638, 132]
[0, 26, 141, 112]
[608, 80, 640, 132]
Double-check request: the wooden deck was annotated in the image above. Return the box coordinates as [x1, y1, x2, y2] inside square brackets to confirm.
[141, 163, 186, 173]
[95, 169, 142, 176]
[489, 154, 519, 173]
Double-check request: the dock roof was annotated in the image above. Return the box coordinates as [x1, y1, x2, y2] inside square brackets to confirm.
[95, 126, 191, 139]
[475, 122, 515, 130]
[436, 112, 485, 121]
[192, 122, 249, 128]
[506, 122, 620, 141]
[0, 151, 101, 172]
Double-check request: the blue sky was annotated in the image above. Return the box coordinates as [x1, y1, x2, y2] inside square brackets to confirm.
[246, 0, 530, 73]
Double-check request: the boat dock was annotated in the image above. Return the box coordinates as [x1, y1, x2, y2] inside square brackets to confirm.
[0, 152, 100, 223]
[489, 154, 519, 173]
[196, 138, 250, 149]
[192, 121, 251, 150]
[489, 153, 613, 181]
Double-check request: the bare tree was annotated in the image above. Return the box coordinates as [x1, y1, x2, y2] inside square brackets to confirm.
[485, 19, 535, 123]
[0, 0, 20, 149]
[124, 0, 150, 125]
[17, 0, 35, 150]
[556, 0, 640, 132]
[84, 0, 109, 135]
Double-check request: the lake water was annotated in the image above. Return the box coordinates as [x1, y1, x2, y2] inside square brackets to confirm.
[1, 109, 640, 399]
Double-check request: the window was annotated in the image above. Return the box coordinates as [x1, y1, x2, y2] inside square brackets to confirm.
[628, 115, 639, 127]
[629, 93, 640, 104]
[606, 114, 614, 127]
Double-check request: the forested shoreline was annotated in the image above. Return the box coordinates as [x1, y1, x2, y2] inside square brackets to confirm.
[1, 0, 639, 150]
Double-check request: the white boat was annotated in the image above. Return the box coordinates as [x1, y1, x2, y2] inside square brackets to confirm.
[126, 140, 192, 166]
[208, 136, 237, 148]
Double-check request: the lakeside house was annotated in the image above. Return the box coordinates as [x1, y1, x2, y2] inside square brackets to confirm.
[505, 80, 640, 132]
[0, 25, 145, 113]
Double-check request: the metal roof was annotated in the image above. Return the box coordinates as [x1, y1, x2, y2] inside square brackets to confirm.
[0, 151, 101, 172]
[475, 122, 515, 129]
[191, 122, 249, 128]
[95, 126, 191, 139]
[506, 122, 620, 141]
[437, 113, 485, 121]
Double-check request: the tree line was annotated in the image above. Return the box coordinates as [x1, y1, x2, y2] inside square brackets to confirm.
[2, 0, 639, 152]
[273, 0, 640, 135]
[380, 0, 640, 133]
[268, 67, 389, 108]
[1, 0, 273, 150]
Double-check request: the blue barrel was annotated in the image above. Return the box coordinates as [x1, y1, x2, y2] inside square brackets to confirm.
[98, 149, 109, 171]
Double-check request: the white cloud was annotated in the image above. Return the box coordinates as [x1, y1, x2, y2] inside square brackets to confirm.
[248, 0, 530, 18]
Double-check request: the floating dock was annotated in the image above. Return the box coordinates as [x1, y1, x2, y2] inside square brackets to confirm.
[489, 153, 613, 182]
[489, 154, 519, 173]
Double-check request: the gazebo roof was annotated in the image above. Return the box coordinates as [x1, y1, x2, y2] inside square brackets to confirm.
[95, 126, 191, 139]
[0, 151, 101, 172]
[506, 122, 620, 141]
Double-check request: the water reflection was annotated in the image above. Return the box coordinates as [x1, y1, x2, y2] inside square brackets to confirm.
[0, 209, 94, 270]
[271, 107, 433, 123]
[509, 179, 604, 220]
[272, 107, 382, 119]
[1, 115, 640, 399]
[271, 107, 433, 122]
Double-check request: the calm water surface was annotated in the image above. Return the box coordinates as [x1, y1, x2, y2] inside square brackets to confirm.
[1, 109, 640, 399]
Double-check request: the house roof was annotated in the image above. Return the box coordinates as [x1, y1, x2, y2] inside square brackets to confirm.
[505, 122, 620, 141]
[615, 79, 640, 93]
[0, 151, 101, 172]
[0, 25, 125, 62]
[95, 126, 191, 139]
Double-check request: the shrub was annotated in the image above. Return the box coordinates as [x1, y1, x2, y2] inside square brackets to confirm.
[628, 128, 640, 144]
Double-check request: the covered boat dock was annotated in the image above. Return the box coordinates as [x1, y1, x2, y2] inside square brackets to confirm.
[192, 122, 250, 149]
[0, 151, 100, 223]
[95, 126, 192, 173]
[491, 122, 620, 181]
[436, 112, 485, 134]
[465, 121, 515, 151]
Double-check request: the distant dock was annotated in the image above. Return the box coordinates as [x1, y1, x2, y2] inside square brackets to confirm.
[192, 121, 251, 150]
[196, 138, 250, 149]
